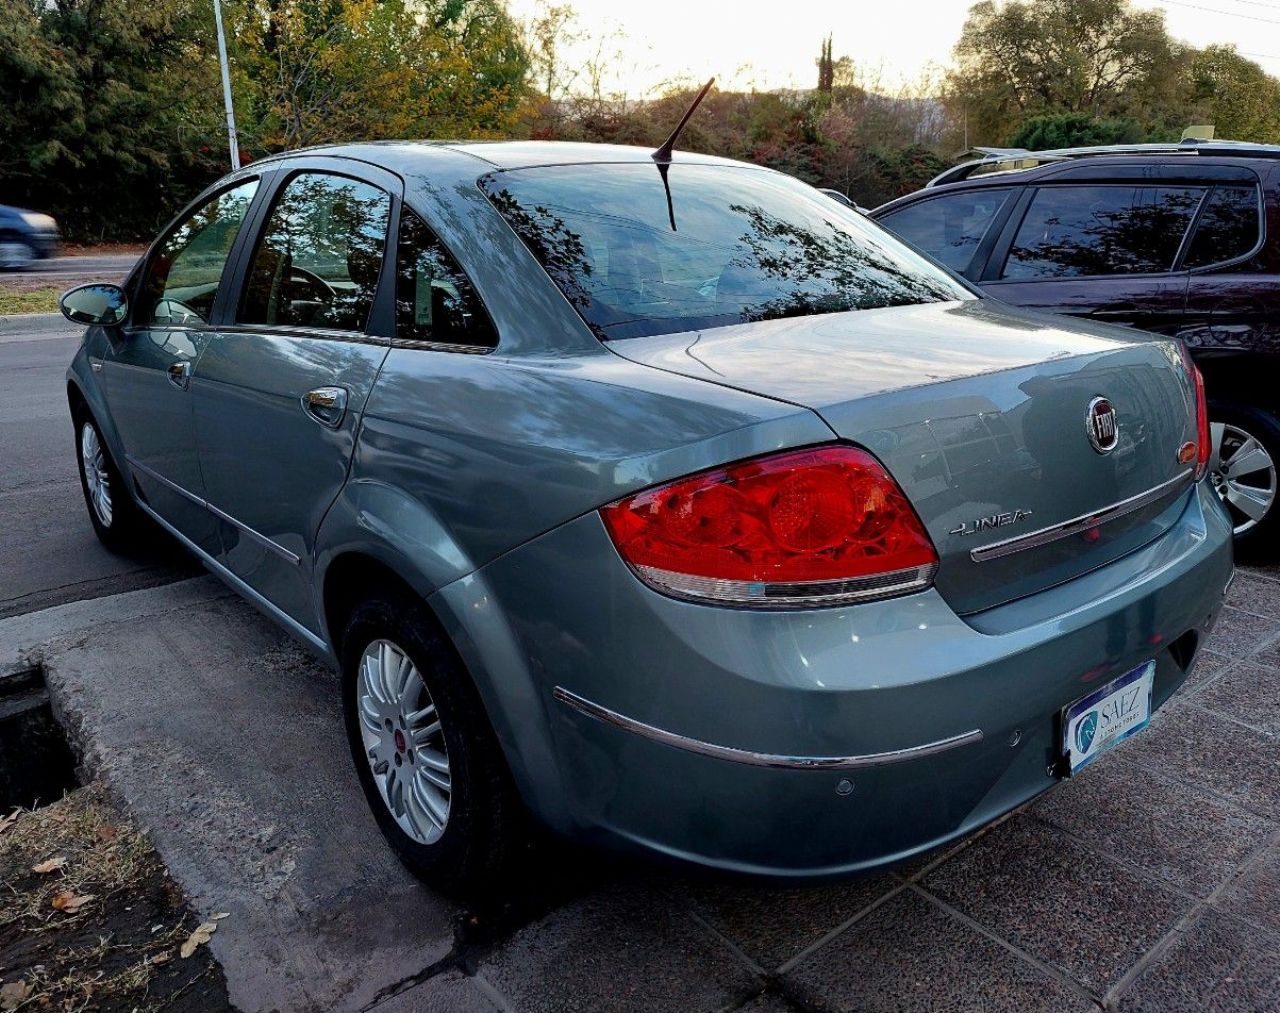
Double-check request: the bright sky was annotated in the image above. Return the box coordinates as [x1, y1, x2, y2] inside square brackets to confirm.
[504, 0, 1280, 96]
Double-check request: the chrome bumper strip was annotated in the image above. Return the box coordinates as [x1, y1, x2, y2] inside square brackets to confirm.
[970, 470, 1195, 563]
[553, 686, 983, 770]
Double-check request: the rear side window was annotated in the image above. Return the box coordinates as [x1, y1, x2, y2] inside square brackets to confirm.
[138, 179, 258, 325]
[1184, 186, 1261, 269]
[481, 163, 969, 341]
[1002, 185, 1205, 280]
[240, 172, 391, 332]
[395, 208, 497, 348]
[878, 189, 1011, 274]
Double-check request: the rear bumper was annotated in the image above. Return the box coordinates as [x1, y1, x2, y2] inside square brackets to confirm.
[432, 480, 1233, 878]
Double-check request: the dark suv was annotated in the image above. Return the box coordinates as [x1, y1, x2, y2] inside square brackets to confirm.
[872, 141, 1280, 551]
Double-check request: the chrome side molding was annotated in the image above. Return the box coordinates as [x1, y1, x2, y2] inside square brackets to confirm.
[553, 686, 983, 770]
[970, 470, 1195, 563]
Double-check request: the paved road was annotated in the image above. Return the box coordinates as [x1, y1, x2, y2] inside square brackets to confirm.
[17, 253, 139, 281]
[0, 321, 197, 619]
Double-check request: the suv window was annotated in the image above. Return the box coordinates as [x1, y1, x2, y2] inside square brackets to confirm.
[395, 208, 497, 348]
[137, 179, 258, 325]
[240, 172, 392, 332]
[878, 189, 1011, 274]
[1184, 186, 1261, 269]
[1002, 185, 1205, 280]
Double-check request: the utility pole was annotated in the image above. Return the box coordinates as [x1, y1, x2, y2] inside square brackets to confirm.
[213, 0, 240, 168]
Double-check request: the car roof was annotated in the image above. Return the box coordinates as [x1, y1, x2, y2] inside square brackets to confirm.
[927, 140, 1280, 188]
[247, 140, 752, 181]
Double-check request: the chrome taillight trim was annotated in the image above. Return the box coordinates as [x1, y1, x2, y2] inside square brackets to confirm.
[553, 686, 984, 770]
[970, 470, 1195, 563]
[630, 561, 939, 609]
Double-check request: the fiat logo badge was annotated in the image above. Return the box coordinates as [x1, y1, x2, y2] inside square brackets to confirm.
[1086, 397, 1119, 454]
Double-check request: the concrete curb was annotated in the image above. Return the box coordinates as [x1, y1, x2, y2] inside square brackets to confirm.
[0, 576, 232, 677]
[0, 312, 75, 342]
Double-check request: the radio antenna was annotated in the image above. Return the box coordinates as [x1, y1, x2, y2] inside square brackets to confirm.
[652, 78, 714, 231]
[652, 77, 715, 164]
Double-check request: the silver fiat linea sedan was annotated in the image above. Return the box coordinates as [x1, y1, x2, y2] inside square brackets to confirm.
[61, 140, 1232, 894]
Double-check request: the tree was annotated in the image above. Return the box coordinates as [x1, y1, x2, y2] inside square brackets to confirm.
[817, 36, 834, 94]
[1007, 112, 1142, 150]
[1188, 46, 1280, 144]
[945, 0, 1186, 146]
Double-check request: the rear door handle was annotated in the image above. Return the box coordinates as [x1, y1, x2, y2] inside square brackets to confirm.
[302, 386, 348, 429]
[167, 361, 191, 390]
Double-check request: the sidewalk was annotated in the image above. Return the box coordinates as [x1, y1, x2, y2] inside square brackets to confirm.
[4, 569, 1278, 1011]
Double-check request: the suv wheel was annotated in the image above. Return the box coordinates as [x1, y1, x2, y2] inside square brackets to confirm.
[1208, 401, 1280, 551]
[0, 238, 34, 271]
[74, 412, 144, 551]
[340, 592, 528, 896]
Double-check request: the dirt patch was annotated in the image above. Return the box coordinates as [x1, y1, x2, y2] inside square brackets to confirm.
[0, 785, 231, 1012]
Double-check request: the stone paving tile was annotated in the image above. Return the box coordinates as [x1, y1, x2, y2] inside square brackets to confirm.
[786, 889, 1095, 1013]
[1213, 841, 1280, 935]
[1117, 908, 1280, 1011]
[1200, 606, 1280, 659]
[1031, 753, 1275, 898]
[1195, 660, 1280, 736]
[1123, 701, 1280, 819]
[478, 883, 760, 1012]
[682, 872, 899, 971]
[729, 991, 804, 1012]
[1181, 647, 1234, 694]
[921, 815, 1190, 994]
[373, 972, 503, 1012]
[1225, 570, 1280, 618]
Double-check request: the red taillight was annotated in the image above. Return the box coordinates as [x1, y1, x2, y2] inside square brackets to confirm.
[599, 446, 939, 607]
[1179, 342, 1211, 480]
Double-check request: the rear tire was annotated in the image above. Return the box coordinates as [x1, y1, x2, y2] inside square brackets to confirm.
[1208, 400, 1280, 555]
[340, 591, 528, 897]
[73, 410, 145, 552]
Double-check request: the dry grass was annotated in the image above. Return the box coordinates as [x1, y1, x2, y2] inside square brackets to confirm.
[0, 785, 229, 1012]
[0, 288, 62, 316]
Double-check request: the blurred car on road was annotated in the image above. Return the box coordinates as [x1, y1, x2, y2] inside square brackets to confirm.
[0, 203, 60, 270]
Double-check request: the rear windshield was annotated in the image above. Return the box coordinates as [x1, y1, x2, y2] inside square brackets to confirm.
[480, 163, 970, 340]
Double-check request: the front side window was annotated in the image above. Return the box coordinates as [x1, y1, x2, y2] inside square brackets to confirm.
[878, 189, 1012, 274]
[1184, 185, 1261, 269]
[240, 172, 392, 332]
[395, 208, 497, 348]
[1002, 185, 1205, 280]
[481, 164, 969, 341]
[137, 179, 259, 325]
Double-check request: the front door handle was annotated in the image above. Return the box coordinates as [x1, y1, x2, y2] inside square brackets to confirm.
[167, 361, 191, 390]
[302, 386, 348, 429]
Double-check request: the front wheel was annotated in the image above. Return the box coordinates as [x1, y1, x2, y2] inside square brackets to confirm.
[340, 593, 528, 897]
[74, 412, 144, 551]
[0, 239, 34, 272]
[1208, 401, 1280, 554]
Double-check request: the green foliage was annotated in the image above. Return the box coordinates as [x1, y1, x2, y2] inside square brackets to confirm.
[1188, 45, 1280, 144]
[1007, 112, 1144, 150]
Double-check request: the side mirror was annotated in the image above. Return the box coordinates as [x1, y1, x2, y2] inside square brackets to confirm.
[59, 283, 128, 327]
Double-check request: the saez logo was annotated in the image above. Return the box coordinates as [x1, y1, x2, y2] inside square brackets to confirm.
[1074, 710, 1099, 754]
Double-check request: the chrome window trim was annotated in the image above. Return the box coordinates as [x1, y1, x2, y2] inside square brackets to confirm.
[215, 322, 390, 347]
[126, 456, 301, 566]
[970, 470, 1194, 563]
[553, 686, 984, 770]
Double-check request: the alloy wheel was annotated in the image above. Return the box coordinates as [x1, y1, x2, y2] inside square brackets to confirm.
[1210, 421, 1277, 536]
[356, 638, 452, 845]
[80, 423, 113, 528]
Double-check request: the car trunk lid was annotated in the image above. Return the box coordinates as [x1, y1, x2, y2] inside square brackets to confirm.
[608, 300, 1198, 615]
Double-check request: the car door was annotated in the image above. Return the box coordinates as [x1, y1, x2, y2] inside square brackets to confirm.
[978, 182, 1196, 336]
[102, 177, 262, 553]
[191, 163, 396, 636]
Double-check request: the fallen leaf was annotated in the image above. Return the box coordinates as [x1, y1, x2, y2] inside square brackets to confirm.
[149, 951, 172, 966]
[179, 920, 218, 958]
[32, 856, 66, 875]
[211, 911, 230, 920]
[0, 811, 18, 837]
[0, 980, 32, 1011]
[51, 890, 94, 913]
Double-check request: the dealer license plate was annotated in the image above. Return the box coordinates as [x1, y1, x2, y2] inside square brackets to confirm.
[1061, 661, 1155, 774]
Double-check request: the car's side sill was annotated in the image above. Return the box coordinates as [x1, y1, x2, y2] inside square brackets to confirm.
[125, 456, 301, 567]
[133, 498, 329, 656]
[553, 686, 983, 770]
